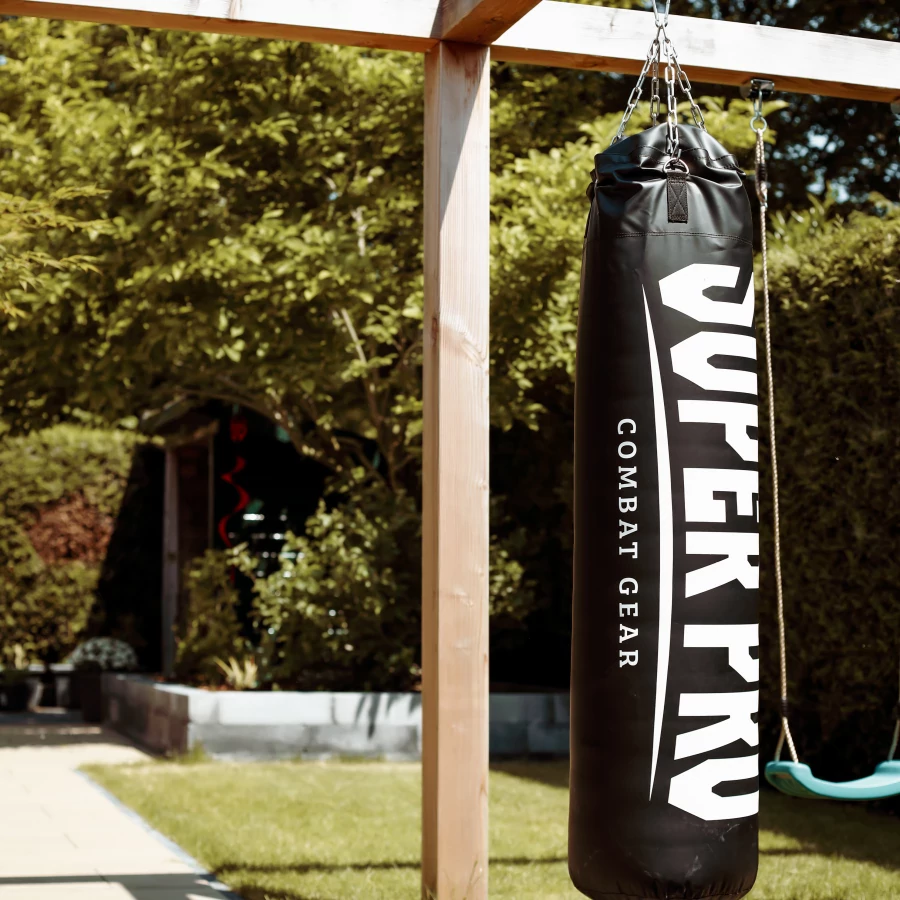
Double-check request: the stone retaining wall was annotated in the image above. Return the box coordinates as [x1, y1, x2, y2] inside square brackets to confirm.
[104, 675, 569, 761]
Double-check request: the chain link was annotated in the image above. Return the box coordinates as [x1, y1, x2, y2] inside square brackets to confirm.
[612, 32, 661, 144]
[611, 7, 707, 152]
[665, 38, 706, 132]
[664, 38, 679, 158]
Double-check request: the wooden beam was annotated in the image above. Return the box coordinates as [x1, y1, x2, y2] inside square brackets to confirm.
[440, 0, 541, 45]
[4, 0, 898, 101]
[422, 39, 490, 900]
[6, 0, 899, 103]
[0, 0, 443, 52]
[494, 2, 900, 103]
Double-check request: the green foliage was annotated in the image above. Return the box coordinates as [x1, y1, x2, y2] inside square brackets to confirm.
[0, 517, 98, 665]
[0, 24, 767, 457]
[243, 479, 419, 690]
[0, 644, 31, 686]
[0, 21, 781, 686]
[214, 656, 260, 691]
[2, 18, 894, 708]
[758, 208, 900, 778]
[214, 477, 529, 691]
[0, 424, 144, 520]
[0, 425, 143, 663]
[0, 187, 104, 317]
[175, 550, 246, 685]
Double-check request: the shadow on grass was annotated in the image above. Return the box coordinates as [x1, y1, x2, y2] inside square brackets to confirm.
[490, 760, 569, 789]
[496, 760, 900, 874]
[218, 855, 568, 900]
[760, 786, 900, 872]
[216, 855, 567, 877]
[494, 760, 900, 879]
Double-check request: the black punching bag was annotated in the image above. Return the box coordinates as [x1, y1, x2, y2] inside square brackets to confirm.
[570, 122, 760, 900]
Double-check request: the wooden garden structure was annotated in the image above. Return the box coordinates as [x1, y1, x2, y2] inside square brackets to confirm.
[2, 0, 899, 896]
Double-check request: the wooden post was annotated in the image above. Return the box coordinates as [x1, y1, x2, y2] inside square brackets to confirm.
[161, 447, 180, 678]
[422, 40, 491, 900]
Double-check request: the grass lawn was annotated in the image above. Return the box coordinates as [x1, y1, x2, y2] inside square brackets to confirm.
[85, 759, 900, 900]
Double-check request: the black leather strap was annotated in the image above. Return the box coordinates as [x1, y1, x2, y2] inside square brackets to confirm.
[667, 170, 689, 223]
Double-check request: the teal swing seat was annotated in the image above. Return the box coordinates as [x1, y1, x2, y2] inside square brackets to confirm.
[766, 760, 900, 802]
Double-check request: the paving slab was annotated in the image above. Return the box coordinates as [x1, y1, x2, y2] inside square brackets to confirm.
[0, 715, 235, 900]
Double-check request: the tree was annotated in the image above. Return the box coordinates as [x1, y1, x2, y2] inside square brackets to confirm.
[0, 20, 775, 449]
[0, 188, 102, 317]
[0, 16, 868, 686]
[0, 23, 548, 685]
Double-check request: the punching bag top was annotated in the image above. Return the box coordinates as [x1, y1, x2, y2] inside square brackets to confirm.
[588, 123, 753, 245]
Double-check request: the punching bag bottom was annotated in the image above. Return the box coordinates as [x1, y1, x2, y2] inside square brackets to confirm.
[573, 892, 750, 900]
[570, 890, 750, 900]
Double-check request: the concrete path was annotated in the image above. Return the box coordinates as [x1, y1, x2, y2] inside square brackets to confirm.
[0, 713, 234, 900]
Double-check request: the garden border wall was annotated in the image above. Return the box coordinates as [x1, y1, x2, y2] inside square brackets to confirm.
[104, 674, 569, 760]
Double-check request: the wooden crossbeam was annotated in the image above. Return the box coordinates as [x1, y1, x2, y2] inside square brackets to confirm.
[4, 0, 899, 102]
[493, 3, 900, 103]
[440, 0, 542, 44]
[0, 0, 444, 52]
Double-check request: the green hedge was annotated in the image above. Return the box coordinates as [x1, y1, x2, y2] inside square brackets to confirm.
[758, 211, 900, 779]
[0, 425, 147, 664]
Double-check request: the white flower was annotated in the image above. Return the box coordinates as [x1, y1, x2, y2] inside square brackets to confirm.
[67, 638, 138, 671]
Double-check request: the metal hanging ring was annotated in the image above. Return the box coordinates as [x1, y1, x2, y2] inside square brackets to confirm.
[663, 157, 688, 173]
[751, 112, 768, 134]
[653, 0, 671, 28]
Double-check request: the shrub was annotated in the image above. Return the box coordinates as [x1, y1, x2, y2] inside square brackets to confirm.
[758, 208, 900, 779]
[245, 479, 421, 691]
[175, 550, 246, 685]
[214, 656, 259, 691]
[67, 636, 138, 671]
[0, 516, 99, 664]
[238, 475, 531, 691]
[0, 425, 146, 663]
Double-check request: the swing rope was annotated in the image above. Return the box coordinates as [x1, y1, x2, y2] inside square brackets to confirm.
[754, 87, 900, 769]
[752, 98, 799, 765]
[888, 662, 900, 761]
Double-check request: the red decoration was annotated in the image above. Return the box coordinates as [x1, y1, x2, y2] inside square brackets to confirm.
[218, 414, 251, 548]
[229, 415, 249, 443]
[218, 456, 250, 548]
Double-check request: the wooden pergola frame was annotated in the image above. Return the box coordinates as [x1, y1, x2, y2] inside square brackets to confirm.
[3, 0, 898, 896]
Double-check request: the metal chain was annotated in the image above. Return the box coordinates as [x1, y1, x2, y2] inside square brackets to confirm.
[611, 1, 706, 150]
[653, 0, 670, 28]
[665, 37, 707, 131]
[663, 37, 679, 157]
[754, 101, 799, 766]
[612, 32, 662, 145]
